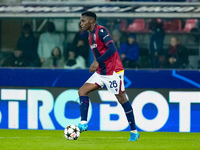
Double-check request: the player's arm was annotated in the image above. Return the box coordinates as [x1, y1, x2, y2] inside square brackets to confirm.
[89, 42, 116, 73]
[96, 28, 117, 63]
[89, 61, 99, 73]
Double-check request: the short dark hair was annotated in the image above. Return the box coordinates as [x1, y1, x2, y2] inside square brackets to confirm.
[23, 23, 32, 32]
[81, 11, 97, 21]
[47, 21, 55, 33]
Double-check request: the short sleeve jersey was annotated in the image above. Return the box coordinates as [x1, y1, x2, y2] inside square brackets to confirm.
[88, 24, 124, 75]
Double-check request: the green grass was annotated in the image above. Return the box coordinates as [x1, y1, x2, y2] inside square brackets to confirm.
[0, 129, 200, 150]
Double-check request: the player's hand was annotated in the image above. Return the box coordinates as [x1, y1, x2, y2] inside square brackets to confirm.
[89, 61, 99, 73]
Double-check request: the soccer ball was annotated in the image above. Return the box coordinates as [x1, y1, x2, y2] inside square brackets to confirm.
[64, 125, 80, 140]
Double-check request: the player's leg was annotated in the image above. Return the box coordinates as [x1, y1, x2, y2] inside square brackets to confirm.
[78, 83, 99, 96]
[78, 83, 98, 122]
[115, 92, 139, 141]
[115, 92, 137, 132]
[78, 82, 99, 132]
[101, 71, 139, 140]
[114, 71, 139, 141]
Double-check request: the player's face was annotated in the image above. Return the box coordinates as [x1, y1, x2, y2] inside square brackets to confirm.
[80, 15, 91, 31]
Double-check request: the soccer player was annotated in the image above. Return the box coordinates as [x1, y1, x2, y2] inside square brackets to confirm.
[78, 11, 139, 141]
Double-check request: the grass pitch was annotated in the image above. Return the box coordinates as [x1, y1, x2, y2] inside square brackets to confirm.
[0, 129, 199, 150]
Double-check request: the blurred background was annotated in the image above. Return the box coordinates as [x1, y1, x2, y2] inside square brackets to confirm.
[0, 0, 199, 70]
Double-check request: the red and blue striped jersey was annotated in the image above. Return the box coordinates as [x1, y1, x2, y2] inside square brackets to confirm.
[89, 24, 124, 75]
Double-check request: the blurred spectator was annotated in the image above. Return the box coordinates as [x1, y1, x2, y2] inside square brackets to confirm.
[186, 0, 199, 2]
[118, 34, 139, 68]
[42, 47, 65, 69]
[2, 48, 28, 67]
[190, 19, 199, 43]
[38, 21, 63, 66]
[106, 0, 132, 1]
[165, 36, 189, 69]
[72, 25, 89, 67]
[105, 18, 121, 31]
[161, 0, 185, 1]
[149, 20, 165, 68]
[132, 0, 161, 1]
[157, 51, 166, 68]
[111, 29, 122, 50]
[16, 23, 40, 67]
[64, 49, 86, 69]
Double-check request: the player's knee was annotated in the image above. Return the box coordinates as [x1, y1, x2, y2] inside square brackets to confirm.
[78, 89, 87, 96]
[115, 93, 128, 104]
[78, 89, 83, 96]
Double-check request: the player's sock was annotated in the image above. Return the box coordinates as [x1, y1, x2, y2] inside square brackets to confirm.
[122, 101, 136, 130]
[81, 121, 87, 124]
[131, 130, 138, 133]
[79, 96, 89, 122]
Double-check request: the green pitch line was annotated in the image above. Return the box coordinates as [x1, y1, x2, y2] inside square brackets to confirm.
[0, 129, 199, 150]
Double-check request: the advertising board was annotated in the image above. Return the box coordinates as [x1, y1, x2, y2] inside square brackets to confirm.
[0, 69, 199, 132]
